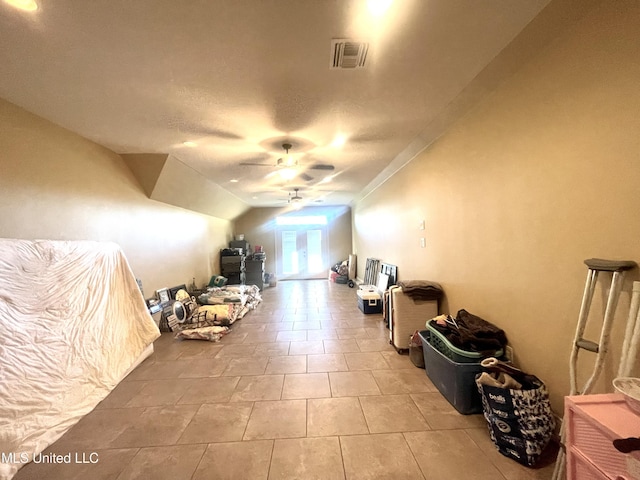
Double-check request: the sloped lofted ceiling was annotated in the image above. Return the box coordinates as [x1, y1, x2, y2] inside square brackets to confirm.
[0, 0, 551, 212]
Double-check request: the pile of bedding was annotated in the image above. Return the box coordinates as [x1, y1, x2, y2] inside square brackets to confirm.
[197, 284, 262, 324]
[170, 285, 262, 341]
[0, 239, 160, 480]
[175, 325, 230, 342]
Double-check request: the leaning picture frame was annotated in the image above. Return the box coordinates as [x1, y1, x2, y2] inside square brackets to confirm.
[168, 284, 187, 300]
[156, 287, 170, 304]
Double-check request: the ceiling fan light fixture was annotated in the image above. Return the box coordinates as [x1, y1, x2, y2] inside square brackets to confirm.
[277, 156, 298, 168]
[285, 156, 297, 167]
[277, 142, 298, 167]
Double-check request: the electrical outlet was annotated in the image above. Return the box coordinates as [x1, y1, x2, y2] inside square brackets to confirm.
[505, 345, 514, 362]
[420, 237, 426, 248]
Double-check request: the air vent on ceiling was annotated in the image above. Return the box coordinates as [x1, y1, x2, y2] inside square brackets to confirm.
[330, 39, 369, 69]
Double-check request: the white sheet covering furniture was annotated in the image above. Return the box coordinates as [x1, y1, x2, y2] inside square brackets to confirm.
[0, 239, 160, 480]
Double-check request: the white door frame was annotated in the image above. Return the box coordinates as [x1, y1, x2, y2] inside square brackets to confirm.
[275, 225, 329, 280]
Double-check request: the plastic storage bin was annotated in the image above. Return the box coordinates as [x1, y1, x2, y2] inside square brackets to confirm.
[419, 330, 483, 414]
[426, 320, 503, 363]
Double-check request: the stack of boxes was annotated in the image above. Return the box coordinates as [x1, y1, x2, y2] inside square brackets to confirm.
[221, 239, 248, 285]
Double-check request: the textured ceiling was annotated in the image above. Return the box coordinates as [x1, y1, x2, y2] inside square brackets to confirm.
[0, 0, 550, 208]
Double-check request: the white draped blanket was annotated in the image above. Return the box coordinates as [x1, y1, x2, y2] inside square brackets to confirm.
[0, 239, 160, 480]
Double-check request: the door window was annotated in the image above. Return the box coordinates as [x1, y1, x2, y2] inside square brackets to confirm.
[276, 215, 328, 279]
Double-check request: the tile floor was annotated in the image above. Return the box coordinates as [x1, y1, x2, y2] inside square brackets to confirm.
[14, 280, 556, 479]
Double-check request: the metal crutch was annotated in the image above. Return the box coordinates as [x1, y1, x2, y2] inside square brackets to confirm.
[552, 258, 637, 480]
[618, 281, 640, 378]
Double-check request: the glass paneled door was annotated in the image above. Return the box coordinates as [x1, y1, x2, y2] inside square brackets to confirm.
[277, 227, 327, 279]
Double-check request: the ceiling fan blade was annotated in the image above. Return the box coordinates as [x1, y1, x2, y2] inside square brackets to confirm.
[300, 172, 314, 182]
[239, 162, 274, 167]
[309, 163, 335, 171]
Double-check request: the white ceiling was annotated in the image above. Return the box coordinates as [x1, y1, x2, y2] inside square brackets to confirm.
[0, 0, 550, 208]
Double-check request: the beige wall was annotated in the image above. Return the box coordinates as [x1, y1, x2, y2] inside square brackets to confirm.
[0, 98, 233, 296]
[233, 206, 352, 280]
[353, 0, 640, 413]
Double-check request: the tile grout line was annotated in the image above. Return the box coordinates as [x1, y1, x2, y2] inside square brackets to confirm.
[400, 432, 428, 480]
[337, 435, 348, 480]
[186, 443, 209, 480]
[240, 401, 256, 442]
[460, 428, 511, 480]
[265, 438, 276, 480]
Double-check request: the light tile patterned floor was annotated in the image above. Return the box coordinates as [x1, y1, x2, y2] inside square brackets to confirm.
[14, 280, 556, 479]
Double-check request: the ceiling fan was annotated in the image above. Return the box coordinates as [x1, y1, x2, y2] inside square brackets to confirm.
[288, 188, 303, 203]
[240, 143, 336, 179]
[287, 187, 330, 206]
